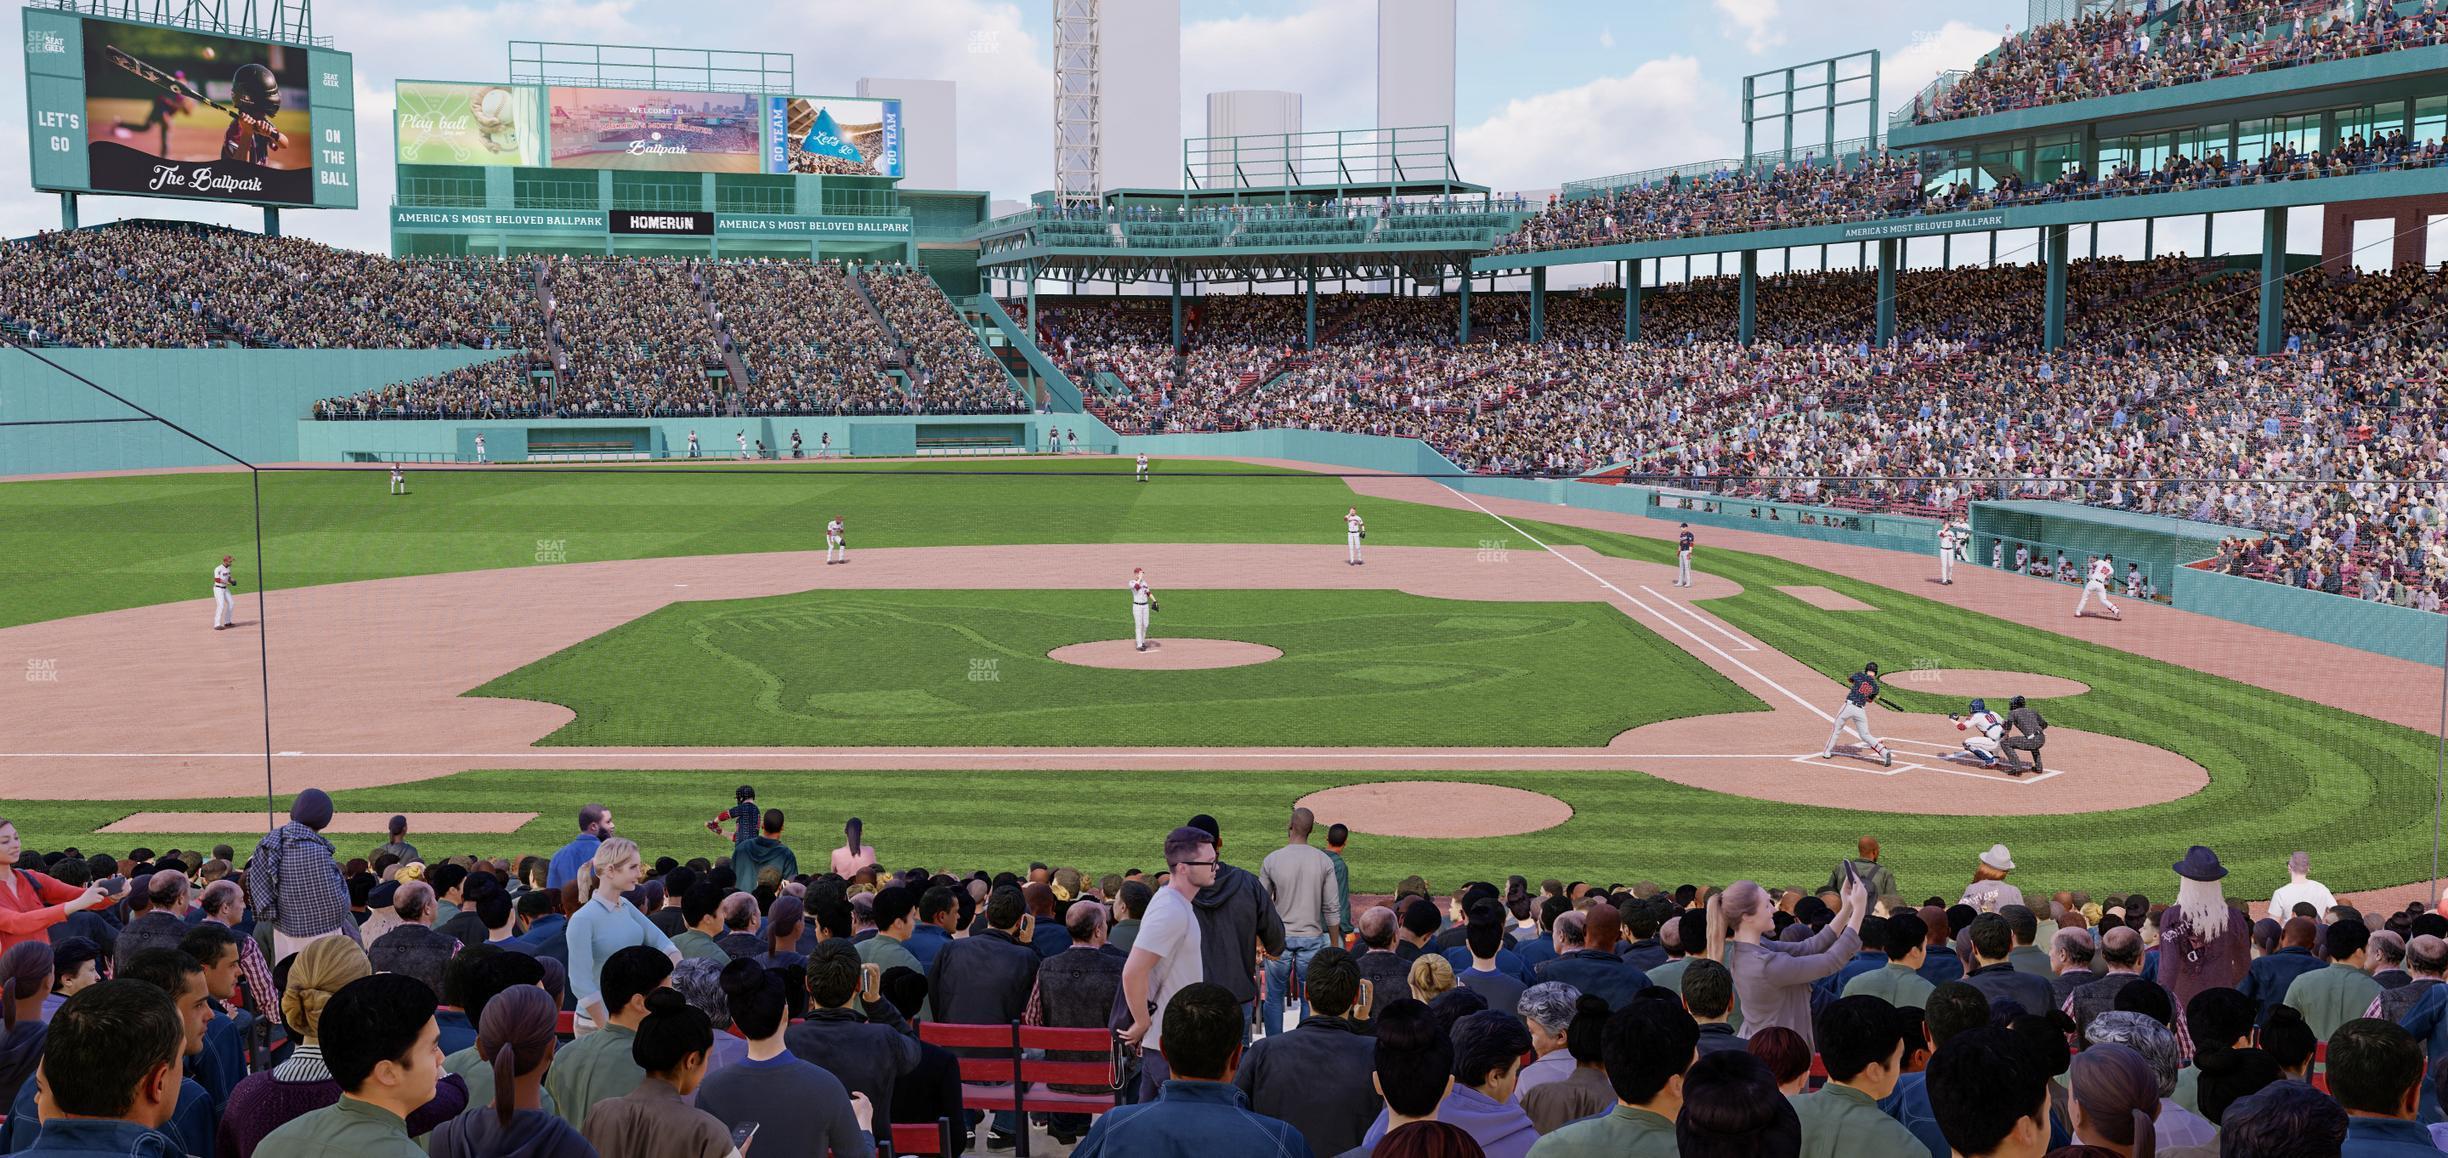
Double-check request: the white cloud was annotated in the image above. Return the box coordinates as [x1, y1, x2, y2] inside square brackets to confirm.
[1713, 0, 1784, 54]
[1179, 0, 1375, 137]
[0, 0, 1051, 252]
[1454, 56, 1727, 196]
[1600, 27, 1616, 49]
[1880, 20, 2007, 117]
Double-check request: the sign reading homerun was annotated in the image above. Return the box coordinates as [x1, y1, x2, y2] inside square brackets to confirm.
[1839, 212, 2007, 240]
[611, 210, 713, 235]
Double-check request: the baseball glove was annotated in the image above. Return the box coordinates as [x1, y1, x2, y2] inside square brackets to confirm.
[1149, 601, 1160, 613]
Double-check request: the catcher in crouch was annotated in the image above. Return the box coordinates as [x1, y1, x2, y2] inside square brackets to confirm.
[1950, 698, 2008, 769]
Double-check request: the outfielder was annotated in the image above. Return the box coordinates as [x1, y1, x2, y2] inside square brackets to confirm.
[212, 555, 237, 631]
[1936, 522, 1957, 585]
[473, 434, 487, 464]
[1676, 524, 1695, 586]
[2076, 553, 2122, 619]
[736, 431, 750, 458]
[826, 516, 847, 565]
[687, 429, 700, 458]
[820, 431, 832, 458]
[389, 463, 406, 496]
[1131, 568, 1157, 651]
[790, 429, 803, 459]
[1822, 661, 1895, 767]
[1346, 507, 1367, 565]
[1135, 454, 1150, 483]
[1951, 698, 2006, 768]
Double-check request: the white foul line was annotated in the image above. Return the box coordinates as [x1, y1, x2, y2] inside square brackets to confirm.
[1437, 485, 1831, 722]
[1639, 585, 1759, 651]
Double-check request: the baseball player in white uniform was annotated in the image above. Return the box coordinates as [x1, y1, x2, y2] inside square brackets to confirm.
[1345, 508, 1366, 565]
[826, 517, 847, 565]
[820, 431, 832, 458]
[389, 463, 406, 496]
[212, 555, 236, 630]
[1952, 698, 2007, 768]
[1130, 568, 1155, 650]
[473, 434, 487, 464]
[2124, 563, 2144, 600]
[2076, 553, 2123, 618]
[1676, 524, 1694, 586]
[1135, 454, 1150, 483]
[687, 430, 700, 458]
[1937, 523, 1957, 584]
[736, 431, 750, 459]
[1993, 540, 2006, 570]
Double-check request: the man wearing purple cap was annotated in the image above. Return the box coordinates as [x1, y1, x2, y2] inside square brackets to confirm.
[247, 788, 361, 960]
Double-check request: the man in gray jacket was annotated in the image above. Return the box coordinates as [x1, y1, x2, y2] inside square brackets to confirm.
[1185, 813, 1284, 1037]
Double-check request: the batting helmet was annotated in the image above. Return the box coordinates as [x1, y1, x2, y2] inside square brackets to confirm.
[1969, 698, 1986, 713]
[230, 64, 280, 117]
[1864, 661, 1880, 674]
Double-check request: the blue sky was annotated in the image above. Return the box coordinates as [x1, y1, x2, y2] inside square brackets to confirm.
[0, 0, 2024, 252]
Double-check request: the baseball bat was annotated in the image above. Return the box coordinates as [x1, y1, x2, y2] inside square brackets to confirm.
[104, 45, 284, 145]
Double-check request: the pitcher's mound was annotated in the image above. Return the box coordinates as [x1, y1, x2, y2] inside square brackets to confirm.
[1297, 781, 1574, 838]
[1048, 638, 1283, 670]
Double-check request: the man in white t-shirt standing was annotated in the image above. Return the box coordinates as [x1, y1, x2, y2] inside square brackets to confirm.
[1131, 568, 1156, 651]
[212, 554, 237, 630]
[1121, 826, 1217, 1099]
[2075, 553, 2123, 619]
[2268, 851, 2338, 919]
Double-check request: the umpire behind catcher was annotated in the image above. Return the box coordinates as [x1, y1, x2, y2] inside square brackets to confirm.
[2000, 695, 2048, 776]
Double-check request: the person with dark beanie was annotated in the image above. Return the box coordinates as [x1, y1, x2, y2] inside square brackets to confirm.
[254, 974, 446, 1158]
[576, 989, 732, 1158]
[3, 981, 186, 1158]
[1674, 1049, 1801, 1157]
[424, 985, 592, 1158]
[695, 958, 873, 1158]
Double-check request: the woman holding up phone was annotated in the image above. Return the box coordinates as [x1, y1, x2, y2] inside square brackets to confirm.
[1707, 864, 1872, 1051]
[0, 818, 124, 954]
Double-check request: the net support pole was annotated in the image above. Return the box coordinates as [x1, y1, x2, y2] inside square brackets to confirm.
[2260, 207, 2288, 355]
[1304, 267, 1317, 350]
[1738, 249, 1758, 347]
[1875, 238, 1897, 347]
[1528, 266, 1545, 343]
[1623, 259, 1640, 343]
[1458, 273, 1471, 344]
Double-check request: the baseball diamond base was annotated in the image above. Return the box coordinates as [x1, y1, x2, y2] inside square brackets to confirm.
[1046, 638, 1284, 669]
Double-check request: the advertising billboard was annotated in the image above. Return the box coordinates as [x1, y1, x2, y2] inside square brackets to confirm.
[767, 95, 901, 177]
[396, 81, 542, 167]
[547, 86, 760, 172]
[22, 10, 354, 208]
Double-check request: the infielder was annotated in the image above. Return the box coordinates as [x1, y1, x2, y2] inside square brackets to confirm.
[1676, 524, 1695, 586]
[1131, 567, 1157, 651]
[2076, 552, 2122, 619]
[1346, 507, 1367, 565]
[1950, 698, 2006, 768]
[826, 516, 847, 565]
[1822, 661, 1894, 767]
[473, 434, 487, 464]
[389, 463, 406, 496]
[212, 554, 237, 631]
[1135, 453, 1150, 483]
[1936, 523, 1957, 585]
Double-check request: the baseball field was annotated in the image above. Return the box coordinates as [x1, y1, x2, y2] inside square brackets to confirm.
[1, 456, 2435, 901]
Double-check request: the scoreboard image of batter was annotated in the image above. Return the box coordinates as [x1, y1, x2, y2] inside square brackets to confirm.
[81, 22, 313, 203]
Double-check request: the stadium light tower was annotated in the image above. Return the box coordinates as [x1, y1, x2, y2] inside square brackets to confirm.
[1053, 0, 1100, 206]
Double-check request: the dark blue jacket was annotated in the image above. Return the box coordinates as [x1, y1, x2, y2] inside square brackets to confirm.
[7, 1073, 213, 1158]
[5, 1118, 185, 1158]
[2341, 1115, 2443, 1156]
[1818, 951, 1889, 1004]
[2241, 946, 2326, 1026]
[1965, 962, 2060, 1020]
[1441, 946, 1535, 987]
[1514, 934, 1557, 973]
[1535, 951, 1653, 1012]
[1917, 946, 1965, 986]
[1876, 1071, 1947, 1158]
[904, 924, 951, 971]
[2398, 983, 2448, 1121]
[1073, 1079, 1313, 1158]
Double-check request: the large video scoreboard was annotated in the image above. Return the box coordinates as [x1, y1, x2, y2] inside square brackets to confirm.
[22, 8, 356, 209]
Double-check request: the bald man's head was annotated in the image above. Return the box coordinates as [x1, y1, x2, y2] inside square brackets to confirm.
[1288, 808, 1316, 841]
[2412, 935, 2448, 977]
[1357, 906, 1396, 949]
[2281, 917, 2318, 949]
[2101, 925, 2144, 968]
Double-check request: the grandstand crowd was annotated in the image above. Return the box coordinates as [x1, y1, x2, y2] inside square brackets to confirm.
[5, 802, 2448, 1158]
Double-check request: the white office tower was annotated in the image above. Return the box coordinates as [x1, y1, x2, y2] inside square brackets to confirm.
[1376, 0, 1455, 136]
[1203, 90, 1302, 186]
[857, 77, 956, 188]
[1055, 0, 1181, 202]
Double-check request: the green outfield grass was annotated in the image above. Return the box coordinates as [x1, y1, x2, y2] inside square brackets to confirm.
[0, 460, 1499, 629]
[471, 588, 1762, 747]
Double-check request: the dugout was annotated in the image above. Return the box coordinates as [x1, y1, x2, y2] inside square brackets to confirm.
[1969, 501, 2256, 598]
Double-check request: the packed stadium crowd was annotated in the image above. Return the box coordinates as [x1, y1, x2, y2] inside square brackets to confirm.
[708, 260, 909, 418]
[1914, 0, 2448, 126]
[859, 266, 1030, 414]
[5, 802, 2447, 1158]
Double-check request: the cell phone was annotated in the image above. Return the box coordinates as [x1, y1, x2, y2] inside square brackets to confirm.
[728, 1122, 758, 1151]
[1839, 860, 1860, 890]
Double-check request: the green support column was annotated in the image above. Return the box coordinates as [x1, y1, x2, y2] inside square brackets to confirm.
[1304, 269, 1317, 349]
[2043, 222, 2069, 351]
[1941, 232, 1951, 268]
[1623, 259, 1640, 343]
[58, 192, 76, 231]
[1988, 231, 1997, 264]
[2144, 217, 2155, 260]
[2089, 224, 2099, 260]
[1024, 260, 1037, 332]
[1875, 238, 1898, 347]
[2260, 207, 2287, 355]
[1170, 265, 1183, 350]
[1528, 267, 1546, 342]
[1458, 275, 1472, 344]
[1737, 249, 1758, 347]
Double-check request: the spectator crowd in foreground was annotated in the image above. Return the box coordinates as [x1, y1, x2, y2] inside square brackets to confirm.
[5, 797, 2448, 1156]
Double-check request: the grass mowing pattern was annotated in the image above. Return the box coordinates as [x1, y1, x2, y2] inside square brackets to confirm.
[0, 459, 1504, 629]
[470, 589, 1764, 747]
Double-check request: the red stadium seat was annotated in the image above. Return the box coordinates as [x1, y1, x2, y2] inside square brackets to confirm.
[915, 1020, 1121, 1157]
